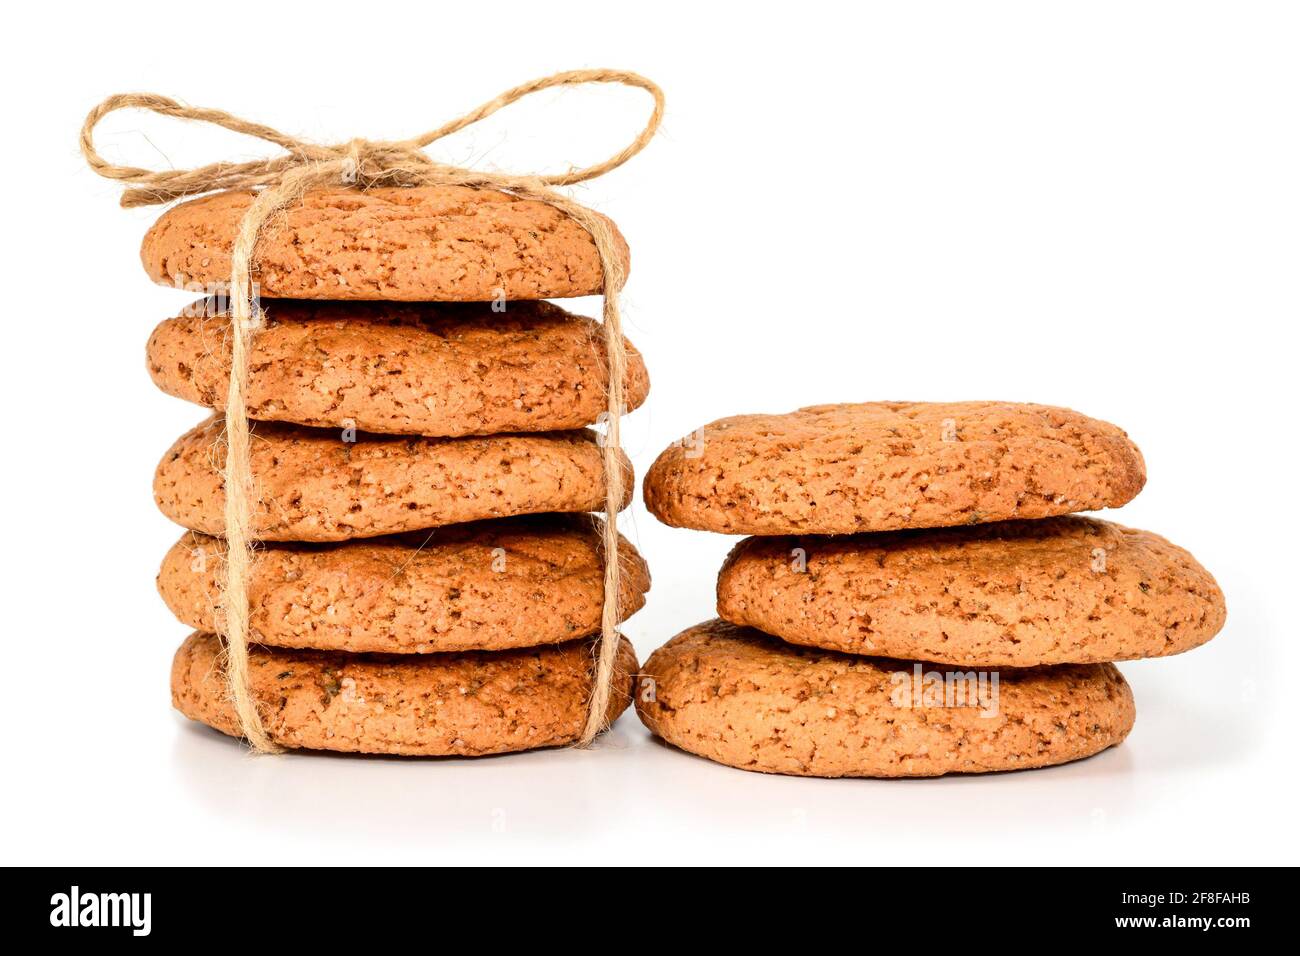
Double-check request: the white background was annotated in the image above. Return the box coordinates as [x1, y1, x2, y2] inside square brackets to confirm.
[3, 1, 1296, 865]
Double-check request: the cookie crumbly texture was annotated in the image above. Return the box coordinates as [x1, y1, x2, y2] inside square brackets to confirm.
[172, 631, 638, 755]
[637, 620, 1135, 778]
[158, 515, 651, 653]
[718, 517, 1226, 667]
[644, 401, 1146, 535]
[154, 417, 633, 541]
[147, 299, 650, 437]
[141, 186, 630, 301]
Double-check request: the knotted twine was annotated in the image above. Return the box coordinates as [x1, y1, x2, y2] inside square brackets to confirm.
[81, 69, 664, 752]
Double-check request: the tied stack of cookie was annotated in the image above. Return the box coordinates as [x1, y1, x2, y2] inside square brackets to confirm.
[639, 402, 1226, 778]
[142, 186, 649, 755]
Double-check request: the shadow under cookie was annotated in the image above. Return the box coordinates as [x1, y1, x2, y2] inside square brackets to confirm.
[172, 630, 639, 756]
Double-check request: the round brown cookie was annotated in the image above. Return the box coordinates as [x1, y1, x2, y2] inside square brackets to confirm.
[141, 186, 629, 301]
[158, 515, 651, 653]
[154, 417, 632, 541]
[638, 620, 1134, 777]
[172, 630, 638, 755]
[146, 299, 649, 437]
[718, 517, 1225, 667]
[644, 401, 1145, 535]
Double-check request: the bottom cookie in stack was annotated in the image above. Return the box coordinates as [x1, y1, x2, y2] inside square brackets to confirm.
[175, 631, 638, 756]
[637, 620, 1135, 778]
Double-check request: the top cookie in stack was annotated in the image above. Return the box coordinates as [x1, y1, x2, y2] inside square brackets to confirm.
[643, 401, 1145, 534]
[142, 187, 626, 301]
[637, 401, 1225, 777]
[149, 186, 648, 756]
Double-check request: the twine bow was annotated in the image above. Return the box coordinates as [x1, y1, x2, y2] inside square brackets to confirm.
[82, 69, 663, 752]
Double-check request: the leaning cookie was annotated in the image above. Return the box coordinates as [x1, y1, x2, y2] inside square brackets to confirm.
[147, 299, 650, 437]
[154, 417, 632, 541]
[142, 186, 628, 301]
[159, 515, 651, 653]
[173, 631, 638, 755]
[718, 517, 1225, 667]
[636, 620, 1135, 778]
[644, 401, 1145, 535]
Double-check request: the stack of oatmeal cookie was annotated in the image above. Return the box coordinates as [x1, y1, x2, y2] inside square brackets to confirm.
[144, 186, 647, 755]
[639, 402, 1225, 777]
